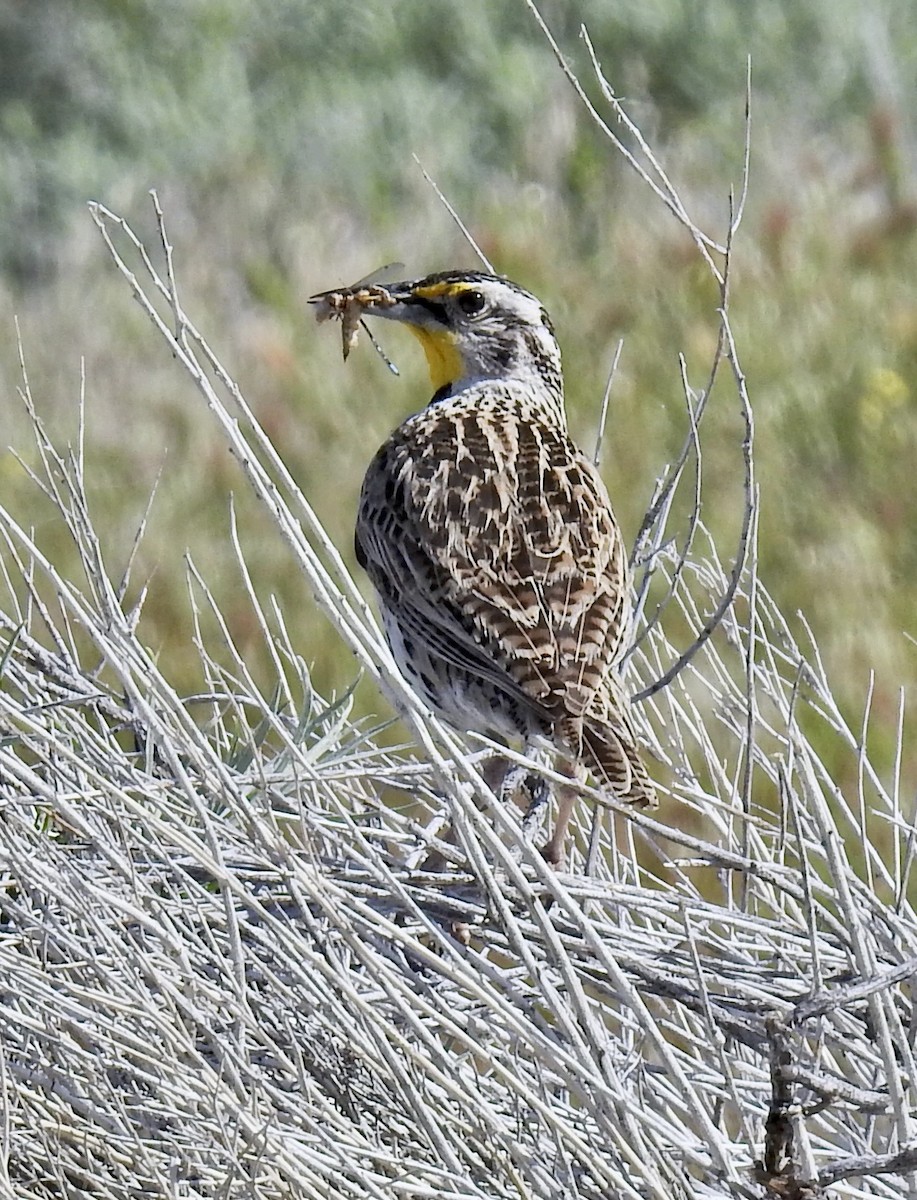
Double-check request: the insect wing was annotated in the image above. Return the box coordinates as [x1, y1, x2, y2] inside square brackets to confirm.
[349, 261, 405, 288]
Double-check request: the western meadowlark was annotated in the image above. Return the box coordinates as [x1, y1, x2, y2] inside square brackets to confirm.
[311, 269, 655, 861]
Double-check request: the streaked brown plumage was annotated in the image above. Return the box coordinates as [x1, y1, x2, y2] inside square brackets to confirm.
[311, 269, 655, 857]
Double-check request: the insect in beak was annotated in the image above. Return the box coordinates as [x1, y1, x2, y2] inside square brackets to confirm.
[309, 263, 406, 374]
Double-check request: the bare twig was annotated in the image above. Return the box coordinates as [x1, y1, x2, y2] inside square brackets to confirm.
[819, 1144, 917, 1188]
[412, 154, 495, 273]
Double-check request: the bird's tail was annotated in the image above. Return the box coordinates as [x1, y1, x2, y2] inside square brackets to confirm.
[564, 712, 657, 809]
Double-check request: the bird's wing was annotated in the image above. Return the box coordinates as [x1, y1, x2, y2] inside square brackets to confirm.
[357, 397, 631, 721]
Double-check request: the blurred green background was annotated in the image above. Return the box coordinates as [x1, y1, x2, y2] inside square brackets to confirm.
[0, 0, 915, 788]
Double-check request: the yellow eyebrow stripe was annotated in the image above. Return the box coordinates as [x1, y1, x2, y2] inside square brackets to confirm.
[412, 280, 477, 300]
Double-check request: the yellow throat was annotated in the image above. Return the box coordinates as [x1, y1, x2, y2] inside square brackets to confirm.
[407, 325, 463, 392]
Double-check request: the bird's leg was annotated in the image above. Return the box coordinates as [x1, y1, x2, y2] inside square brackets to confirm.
[481, 754, 549, 836]
[540, 758, 585, 868]
[491, 749, 553, 848]
[519, 771, 552, 841]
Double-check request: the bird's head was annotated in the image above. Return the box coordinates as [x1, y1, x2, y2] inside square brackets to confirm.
[359, 270, 564, 406]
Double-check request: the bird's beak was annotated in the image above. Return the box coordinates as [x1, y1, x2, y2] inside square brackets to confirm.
[309, 277, 457, 327]
[351, 283, 436, 329]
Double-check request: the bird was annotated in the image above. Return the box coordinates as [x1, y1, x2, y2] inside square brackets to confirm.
[310, 269, 656, 862]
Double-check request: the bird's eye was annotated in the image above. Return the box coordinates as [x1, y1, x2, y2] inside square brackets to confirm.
[456, 289, 487, 317]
